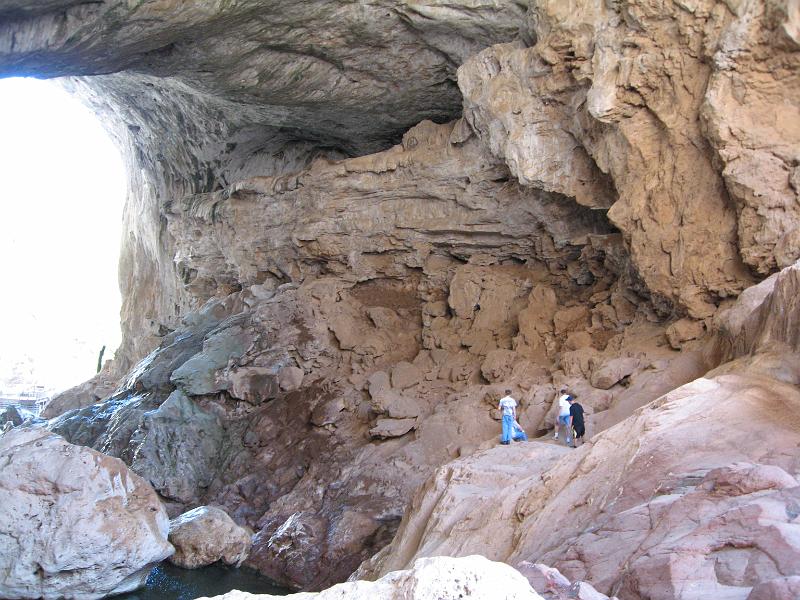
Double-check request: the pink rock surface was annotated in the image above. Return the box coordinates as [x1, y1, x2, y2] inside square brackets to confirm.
[0, 428, 173, 599]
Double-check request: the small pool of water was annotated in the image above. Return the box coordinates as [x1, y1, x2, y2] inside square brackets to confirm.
[116, 562, 290, 599]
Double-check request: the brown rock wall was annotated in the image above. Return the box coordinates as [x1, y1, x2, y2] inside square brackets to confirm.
[165, 120, 612, 303]
[456, 0, 800, 316]
[0, 0, 527, 369]
[354, 259, 800, 599]
[3, 0, 793, 370]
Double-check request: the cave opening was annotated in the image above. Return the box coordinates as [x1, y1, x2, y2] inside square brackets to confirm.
[0, 76, 126, 404]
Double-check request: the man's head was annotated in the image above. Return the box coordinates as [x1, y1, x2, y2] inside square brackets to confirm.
[567, 395, 576, 403]
[505, 388, 513, 395]
[560, 387, 567, 394]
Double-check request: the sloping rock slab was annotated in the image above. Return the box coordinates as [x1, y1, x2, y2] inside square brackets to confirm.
[356, 443, 569, 578]
[0, 405, 23, 427]
[356, 372, 800, 599]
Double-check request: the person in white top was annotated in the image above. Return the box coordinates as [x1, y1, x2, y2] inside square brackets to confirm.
[498, 388, 517, 445]
[554, 388, 571, 443]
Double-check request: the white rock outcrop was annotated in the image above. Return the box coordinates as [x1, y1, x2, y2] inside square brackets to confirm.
[0, 428, 173, 599]
[169, 506, 252, 569]
[199, 555, 544, 600]
[517, 563, 617, 600]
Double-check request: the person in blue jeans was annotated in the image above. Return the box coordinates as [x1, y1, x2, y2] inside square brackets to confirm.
[554, 388, 572, 444]
[498, 389, 517, 445]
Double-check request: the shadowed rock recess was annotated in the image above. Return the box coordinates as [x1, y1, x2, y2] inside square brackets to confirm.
[1, 0, 799, 597]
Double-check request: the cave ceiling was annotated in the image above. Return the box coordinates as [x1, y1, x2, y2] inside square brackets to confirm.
[0, 0, 527, 154]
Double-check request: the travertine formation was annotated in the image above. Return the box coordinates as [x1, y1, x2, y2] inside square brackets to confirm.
[1, 0, 799, 597]
[0, 428, 173, 599]
[1, 1, 796, 368]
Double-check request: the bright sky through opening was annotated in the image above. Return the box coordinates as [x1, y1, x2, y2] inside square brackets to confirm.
[0, 77, 125, 394]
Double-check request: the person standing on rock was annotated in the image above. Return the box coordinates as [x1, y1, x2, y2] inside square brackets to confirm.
[498, 389, 517, 445]
[567, 395, 585, 448]
[554, 388, 571, 442]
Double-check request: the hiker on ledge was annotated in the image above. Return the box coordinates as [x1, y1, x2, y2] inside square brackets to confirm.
[568, 395, 585, 448]
[554, 388, 571, 443]
[498, 389, 517, 445]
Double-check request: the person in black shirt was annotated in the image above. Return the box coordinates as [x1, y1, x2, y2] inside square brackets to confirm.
[567, 396, 585, 448]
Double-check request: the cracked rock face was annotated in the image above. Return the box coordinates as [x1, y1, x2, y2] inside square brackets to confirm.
[459, 0, 800, 315]
[165, 119, 612, 300]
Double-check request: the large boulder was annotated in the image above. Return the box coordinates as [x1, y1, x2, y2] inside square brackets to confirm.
[200, 555, 544, 599]
[130, 390, 227, 508]
[169, 506, 252, 569]
[0, 405, 23, 427]
[0, 428, 173, 599]
[589, 357, 640, 390]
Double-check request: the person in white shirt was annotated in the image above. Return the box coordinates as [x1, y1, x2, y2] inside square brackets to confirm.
[498, 388, 517, 445]
[554, 388, 571, 443]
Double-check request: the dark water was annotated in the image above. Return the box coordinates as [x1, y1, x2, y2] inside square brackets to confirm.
[116, 563, 291, 599]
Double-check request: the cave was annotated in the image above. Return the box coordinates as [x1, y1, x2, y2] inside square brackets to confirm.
[1, 2, 799, 599]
